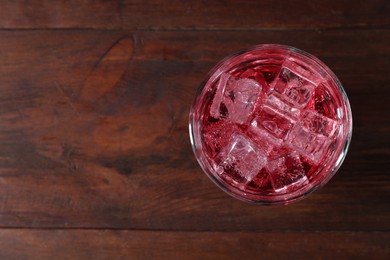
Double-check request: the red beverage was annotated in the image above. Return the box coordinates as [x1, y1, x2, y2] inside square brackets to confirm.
[189, 45, 352, 204]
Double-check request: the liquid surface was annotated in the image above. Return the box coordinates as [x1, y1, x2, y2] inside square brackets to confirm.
[201, 56, 341, 195]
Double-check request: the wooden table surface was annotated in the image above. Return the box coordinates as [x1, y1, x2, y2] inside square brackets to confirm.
[0, 1, 389, 259]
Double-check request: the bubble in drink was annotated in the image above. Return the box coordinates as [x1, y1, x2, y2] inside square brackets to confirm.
[189, 45, 352, 205]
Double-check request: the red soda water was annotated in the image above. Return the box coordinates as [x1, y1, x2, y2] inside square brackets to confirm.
[189, 45, 352, 204]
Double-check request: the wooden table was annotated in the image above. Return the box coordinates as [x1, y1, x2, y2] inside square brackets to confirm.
[0, 1, 389, 259]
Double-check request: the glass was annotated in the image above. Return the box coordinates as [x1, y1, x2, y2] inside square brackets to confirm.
[189, 44, 352, 205]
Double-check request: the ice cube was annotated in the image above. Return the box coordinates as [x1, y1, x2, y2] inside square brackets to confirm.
[251, 105, 295, 141]
[217, 133, 267, 184]
[210, 73, 230, 119]
[302, 110, 338, 137]
[282, 58, 324, 86]
[210, 73, 261, 124]
[271, 67, 316, 108]
[247, 125, 281, 155]
[265, 94, 300, 118]
[288, 124, 332, 162]
[267, 152, 307, 192]
[312, 84, 338, 118]
[202, 120, 238, 157]
[240, 68, 270, 94]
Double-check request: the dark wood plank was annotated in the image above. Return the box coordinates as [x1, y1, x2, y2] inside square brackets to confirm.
[0, 0, 389, 29]
[0, 229, 388, 259]
[0, 29, 389, 231]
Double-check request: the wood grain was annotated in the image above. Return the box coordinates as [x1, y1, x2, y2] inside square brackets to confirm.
[0, 229, 388, 259]
[0, 30, 388, 231]
[0, 0, 389, 257]
[0, 0, 389, 29]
